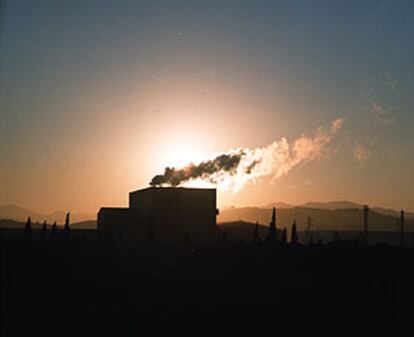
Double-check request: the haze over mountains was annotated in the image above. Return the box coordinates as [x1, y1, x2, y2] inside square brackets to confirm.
[0, 204, 95, 224]
[224, 200, 414, 218]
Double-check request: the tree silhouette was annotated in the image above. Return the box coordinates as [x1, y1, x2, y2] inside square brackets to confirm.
[40, 220, 47, 241]
[64, 212, 70, 230]
[281, 228, 287, 245]
[25, 216, 32, 234]
[363, 204, 369, 245]
[291, 220, 298, 244]
[50, 221, 57, 242]
[400, 210, 405, 249]
[63, 212, 71, 241]
[24, 217, 32, 240]
[253, 221, 259, 245]
[266, 207, 276, 244]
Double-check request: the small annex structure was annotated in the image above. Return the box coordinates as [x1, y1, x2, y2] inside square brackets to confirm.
[98, 187, 218, 244]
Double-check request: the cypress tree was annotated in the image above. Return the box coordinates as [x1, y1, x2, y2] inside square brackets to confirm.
[24, 216, 32, 241]
[64, 212, 70, 231]
[24, 216, 32, 235]
[281, 228, 287, 245]
[63, 212, 71, 241]
[291, 220, 298, 244]
[50, 221, 57, 242]
[266, 207, 276, 244]
[40, 220, 47, 241]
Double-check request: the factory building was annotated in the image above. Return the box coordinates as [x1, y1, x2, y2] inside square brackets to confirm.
[97, 207, 143, 241]
[98, 187, 217, 243]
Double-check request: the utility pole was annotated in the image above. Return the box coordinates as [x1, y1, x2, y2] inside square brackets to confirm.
[400, 210, 405, 249]
[363, 205, 369, 245]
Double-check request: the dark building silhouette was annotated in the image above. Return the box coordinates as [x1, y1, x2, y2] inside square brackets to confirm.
[98, 187, 217, 243]
[98, 207, 142, 241]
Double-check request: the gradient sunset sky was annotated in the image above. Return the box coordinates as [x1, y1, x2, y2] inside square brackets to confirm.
[1, 0, 413, 213]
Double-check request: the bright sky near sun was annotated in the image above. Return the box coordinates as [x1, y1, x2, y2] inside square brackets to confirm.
[1, 0, 414, 213]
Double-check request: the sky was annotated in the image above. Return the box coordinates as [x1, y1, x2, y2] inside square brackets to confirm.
[1, 0, 413, 214]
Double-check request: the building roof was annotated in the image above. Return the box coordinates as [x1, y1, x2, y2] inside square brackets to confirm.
[129, 186, 216, 194]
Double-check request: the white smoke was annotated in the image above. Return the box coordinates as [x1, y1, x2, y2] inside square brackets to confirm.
[151, 118, 344, 191]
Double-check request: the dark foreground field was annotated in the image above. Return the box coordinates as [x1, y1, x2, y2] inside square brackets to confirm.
[1, 230, 413, 336]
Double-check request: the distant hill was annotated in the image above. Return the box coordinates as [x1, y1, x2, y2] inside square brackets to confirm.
[218, 206, 414, 233]
[218, 220, 282, 243]
[264, 201, 294, 209]
[260, 200, 361, 210]
[0, 205, 95, 223]
[70, 220, 97, 229]
[0, 205, 44, 222]
[299, 200, 361, 210]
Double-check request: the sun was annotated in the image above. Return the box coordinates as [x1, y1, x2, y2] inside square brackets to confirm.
[163, 142, 204, 168]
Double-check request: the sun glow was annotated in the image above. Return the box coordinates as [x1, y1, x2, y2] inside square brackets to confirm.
[162, 142, 205, 169]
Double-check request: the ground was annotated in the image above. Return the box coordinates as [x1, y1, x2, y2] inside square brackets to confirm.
[1, 230, 413, 336]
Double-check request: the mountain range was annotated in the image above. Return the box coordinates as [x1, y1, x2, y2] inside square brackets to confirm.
[218, 205, 414, 233]
[1, 201, 412, 232]
[227, 200, 414, 219]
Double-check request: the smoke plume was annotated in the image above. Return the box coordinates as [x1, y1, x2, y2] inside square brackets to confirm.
[150, 118, 344, 191]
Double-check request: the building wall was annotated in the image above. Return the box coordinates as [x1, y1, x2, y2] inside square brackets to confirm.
[97, 208, 143, 241]
[129, 187, 217, 243]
